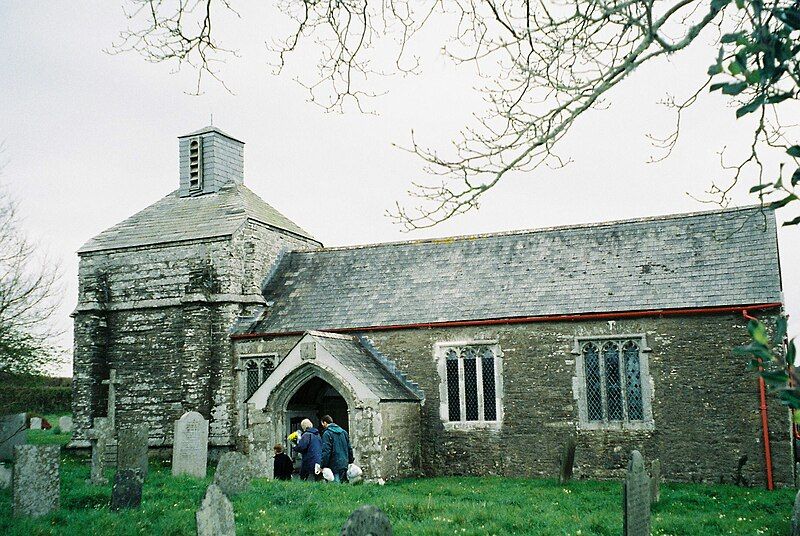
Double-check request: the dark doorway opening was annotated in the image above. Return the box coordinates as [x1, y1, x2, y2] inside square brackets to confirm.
[285, 376, 349, 436]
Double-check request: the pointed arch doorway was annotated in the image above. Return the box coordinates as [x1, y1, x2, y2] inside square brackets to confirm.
[285, 376, 349, 439]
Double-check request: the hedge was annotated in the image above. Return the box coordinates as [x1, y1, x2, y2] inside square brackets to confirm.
[0, 384, 71, 415]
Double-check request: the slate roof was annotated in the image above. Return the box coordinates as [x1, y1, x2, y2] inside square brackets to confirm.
[309, 332, 422, 401]
[79, 182, 316, 253]
[247, 205, 782, 334]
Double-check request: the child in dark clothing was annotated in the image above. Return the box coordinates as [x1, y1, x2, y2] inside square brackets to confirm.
[273, 443, 293, 481]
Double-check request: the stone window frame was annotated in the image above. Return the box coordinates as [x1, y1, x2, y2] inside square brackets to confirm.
[238, 353, 279, 402]
[435, 340, 504, 431]
[571, 333, 655, 431]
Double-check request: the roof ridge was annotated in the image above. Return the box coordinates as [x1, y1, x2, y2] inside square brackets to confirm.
[287, 203, 772, 254]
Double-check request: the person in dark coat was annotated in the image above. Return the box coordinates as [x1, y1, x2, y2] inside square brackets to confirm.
[296, 418, 322, 481]
[320, 414, 354, 483]
[273, 443, 293, 481]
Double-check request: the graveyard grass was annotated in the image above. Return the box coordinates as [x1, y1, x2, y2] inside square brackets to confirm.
[0, 425, 793, 535]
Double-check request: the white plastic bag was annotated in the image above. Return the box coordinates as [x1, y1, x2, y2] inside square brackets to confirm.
[346, 463, 363, 483]
[322, 467, 335, 482]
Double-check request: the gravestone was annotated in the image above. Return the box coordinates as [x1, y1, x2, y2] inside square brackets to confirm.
[559, 436, 577, 485]
[29, 417, 42, 430]
[0, 413, 27, 462]
[196, 483, 236, 536]
[623, 450, 651, 536]
[111, 468, 144, 510]
[0, 463, 11, 489]
[172, 411, 209, 478]
[650, 459, 661, 504]
[87, 417, 112, 485]
[118, 424, 149, 477]
[213, 452, 253, 496]
[12, 444, 60, 517]
[58, 416, 73, 433]
[341, 505, 393, 536]
[791, 489, 800, 536]
[248, 447, 271, 478]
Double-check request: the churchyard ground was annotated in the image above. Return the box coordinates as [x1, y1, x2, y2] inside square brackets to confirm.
[0, 421, 793, 535]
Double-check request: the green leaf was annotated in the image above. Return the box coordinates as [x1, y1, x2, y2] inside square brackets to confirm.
[748, 320, 770, 346]
[711, 0, 733, 10]
[728, 60, 744, 75]
[775, 317, 788, 345]
[791, 167, 800, 186]
[749, 183, 771, 193]
[770, 194, 798, 209]
[736, 97, 764, 118]
[783, 216, 800, 226]
[721, 32, 745, 43]
[733, 342, 772, 360]
[708, 64, 723, 76]
[735, 0, 745, 7]
[793, 409, 800, 424]
[788, 145, 800, 158]
[777, 389, 800, 409]
[709, 82, 728, 92]
[788, 341, 796, 366]
[767, 92, 793, 104]
[745, 70, 761, 84]
[762, 370, 790, 386]
[722, 82, 749, 95]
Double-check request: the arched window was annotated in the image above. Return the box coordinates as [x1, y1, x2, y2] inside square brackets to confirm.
[246, 361, 260, 400]
[576, 337, 650, 428]
[440, 343, 502, 424]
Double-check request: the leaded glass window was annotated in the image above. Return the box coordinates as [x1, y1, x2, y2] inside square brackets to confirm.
[440, 343, 502, 423]
[578, 337, 648, 427]
[241, 354, 278, 401]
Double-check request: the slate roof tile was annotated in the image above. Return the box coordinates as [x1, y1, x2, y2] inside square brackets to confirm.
[248, 205, 781, 334]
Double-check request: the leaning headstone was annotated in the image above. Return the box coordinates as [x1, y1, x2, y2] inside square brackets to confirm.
[87, 417, 112, 485]
[623, 450, 651, 536]
[791, 489, 800, 536]
[172, 411, 209, 478]
[341, 505, 393, 536]
[213, 452, 253, 497]
[58, 416, 73, 433]
[0, 413, 27, 462]
[12, 444, 60, 517]
[29, 417, 42, 430]
[650, 459, 661, 504]
[196, 483, 236, 536]
[118, 424, 149, 477]
[0, 463, 11, 489]
[111, 468, 144, 510]
[559, 436, 577, 485]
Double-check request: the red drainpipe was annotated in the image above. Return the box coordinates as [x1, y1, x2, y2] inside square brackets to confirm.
[743, 309, 775, 491]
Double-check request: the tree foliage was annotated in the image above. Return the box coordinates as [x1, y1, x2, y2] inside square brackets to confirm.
[0, 153, 61, 375]
[114, 0, 799, 228]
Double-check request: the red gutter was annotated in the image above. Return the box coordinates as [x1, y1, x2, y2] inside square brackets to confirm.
[231, 302, 782, 340]
[743, 309, 775, 491]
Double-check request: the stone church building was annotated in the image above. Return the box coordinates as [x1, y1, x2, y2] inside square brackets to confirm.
[72, 126, 791, 487]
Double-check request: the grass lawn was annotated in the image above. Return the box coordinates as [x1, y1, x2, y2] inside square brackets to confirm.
[0, 423, 793, 535]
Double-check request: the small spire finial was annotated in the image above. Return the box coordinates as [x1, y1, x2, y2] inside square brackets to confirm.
[210, 113, 213, 126]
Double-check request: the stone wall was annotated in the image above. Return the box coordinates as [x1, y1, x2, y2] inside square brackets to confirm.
[236, 311, 791, 486]
[72, 223, 318, 447]
[379, 401, 422, 479]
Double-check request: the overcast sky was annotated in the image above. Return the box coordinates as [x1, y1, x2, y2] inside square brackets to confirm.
[1, 2, 798, 376]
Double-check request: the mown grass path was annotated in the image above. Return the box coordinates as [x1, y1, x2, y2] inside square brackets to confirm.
[0, 426, 792, 534]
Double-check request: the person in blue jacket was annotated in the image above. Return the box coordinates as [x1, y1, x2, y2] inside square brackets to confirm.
[320, 414, 354, 482]
[295, 418, 322, 481]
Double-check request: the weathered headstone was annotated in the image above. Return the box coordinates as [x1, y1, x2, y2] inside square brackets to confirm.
[0, 413, 27, 462]
[0, 463, 11, 489]
[791, 489, 800, 536]
[118, 424, 149, 477]
[213, 452, 253, 496]
[559, 435, 577, 485]
[111, 468, 144, 510]
[58, 415, 73, 433]
[623, 450, 651, 536]
[650, 459, 661, 504]
[248, 447, 271, 478]
[196, 483, 236, 536]
[29, 417, 42, 430]
[341, 505, 393, 536]
[172, 411, 209, 478]
[12, 444, 60, 517]
[87, 417, 112, 485]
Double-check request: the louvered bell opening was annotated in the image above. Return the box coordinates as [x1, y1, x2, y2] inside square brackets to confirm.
[189, 138, 202, 190]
